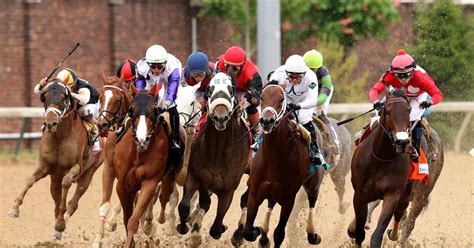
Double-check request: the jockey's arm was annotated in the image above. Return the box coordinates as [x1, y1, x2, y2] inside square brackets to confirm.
[71, 88, 91, 105]
[33, 77, 48, 94]
[247, 73, 263, 97]
[420, 75, 443, 105]
[164, 68, 180, 108]
[317, 75, 333, 106]
[369, 81, 386, 102]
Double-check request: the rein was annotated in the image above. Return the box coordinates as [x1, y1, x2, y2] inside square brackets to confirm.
[99, 85, 125, 128]
[43, 84, 76, 123]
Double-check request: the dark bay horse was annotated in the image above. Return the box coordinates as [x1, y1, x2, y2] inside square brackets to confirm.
[8, 79, 104, 240]
[347, 90, 413, 247]
[93, 75, 134, 246]
[232, 83, 325, 248]
[363, 125, 444, 245]
[113, 84, 177, 247]
[176, 72, 250, 246]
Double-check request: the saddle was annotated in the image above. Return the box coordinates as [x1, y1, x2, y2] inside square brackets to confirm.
[291, 120, 311, 145]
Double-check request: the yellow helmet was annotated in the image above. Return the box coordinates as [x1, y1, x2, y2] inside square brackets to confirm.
[57, 68, 78, 87]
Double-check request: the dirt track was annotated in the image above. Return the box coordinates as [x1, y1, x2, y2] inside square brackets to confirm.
[0, 152, 472, 247]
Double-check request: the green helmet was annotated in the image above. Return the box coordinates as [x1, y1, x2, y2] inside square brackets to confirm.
[303, 49, 323, 69]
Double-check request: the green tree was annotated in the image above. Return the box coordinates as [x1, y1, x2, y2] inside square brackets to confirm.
[410, 0, 474, 101]
[198, 0, 399, 53]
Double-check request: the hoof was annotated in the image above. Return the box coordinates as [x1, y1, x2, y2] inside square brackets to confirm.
[143, 221, 155, 236]
[165, 221, 177, 236]
[307, 232, 321, 245]
[210, 224, 227, 239]
[92, 235, 104, 248]
[188, 231, 202, 247]
[55, 222, 66, 232]
[7, 208, 19, 218]
[51, 230, 62, 241]
[347, 228, 355, 239]
[105, 221, 117, 232]
[243, 226, 261, 242]
[177, 223, 189, 235]
[387, 229, 399, 241]
[258, 231, 270, 247]
[231, 225, 244, 247]
[157, 211, 166, 224]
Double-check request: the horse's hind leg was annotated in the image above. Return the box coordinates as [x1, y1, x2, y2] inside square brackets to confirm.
[388, 183, 413, 242]
[329, 163, 349, 214]
[365, 200, 381, 230]
[232, 188, 250, 246]
[164, 184, 179, 236]
[400, 185, 430, 245]
[177, 172, 198, 235]
[188, 187, 211, 247]
[67, 163, 101, 218]
[8, 159, 49, 217]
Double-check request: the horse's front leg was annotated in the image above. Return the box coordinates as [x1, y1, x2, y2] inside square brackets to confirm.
[164, 184, 179, 236]
[209, 190, 234, 239]
[53, 163, 81, 240]
[303, 167, 324, 245]
[387, 183, 413, 242]
[348, 190, 368, 247]
[177, 172, 198, 235]
[125, 178, 160, 248]
[8, 158, 50, 218]
[67, 158, 102, 217]
[232, 188, 250, 246]
[370, 193, 401, 248]
[365, 200, 381, 229]
[272, 198, 296, 248]
[188, 187, 211, 247]
[258, 199, 276, 248]
[243, 190, 264, 243]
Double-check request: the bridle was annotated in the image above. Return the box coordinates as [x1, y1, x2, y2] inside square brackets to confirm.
[41, 82, 76, 124]
[260, 84, 288, 134]
[99, 85, 126, 129]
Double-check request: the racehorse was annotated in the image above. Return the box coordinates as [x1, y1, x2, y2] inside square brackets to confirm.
[113, 84, 175, 247]
[347, 89, 413, 247]
[176, 73, 251, 246]
[93, 74, 134, 246]
[363, 125, 444, 245]
[8, 79, 104, 240]
[232, 83, 325, 247]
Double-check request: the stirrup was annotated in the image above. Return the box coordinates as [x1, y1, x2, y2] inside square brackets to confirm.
[410, 148, 419, 162]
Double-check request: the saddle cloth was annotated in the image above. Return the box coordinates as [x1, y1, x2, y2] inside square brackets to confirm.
[409, 148, 429, 185]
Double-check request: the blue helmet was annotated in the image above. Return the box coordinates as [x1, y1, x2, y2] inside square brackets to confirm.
[187, 52, 209, 74]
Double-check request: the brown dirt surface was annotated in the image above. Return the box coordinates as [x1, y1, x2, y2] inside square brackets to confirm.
[0, 152, 472, 247]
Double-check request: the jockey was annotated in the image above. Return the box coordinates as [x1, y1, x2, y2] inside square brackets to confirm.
[215, 45, 262, 135]
[264, 54, 328, 169]
[303, 49, 339, 152]
[182, 51, 215, 107]
[116, 45, 183, 152]
[116, 59, 137, 85]
[34, 68, 101, 151]
[368, 49, 443, 162]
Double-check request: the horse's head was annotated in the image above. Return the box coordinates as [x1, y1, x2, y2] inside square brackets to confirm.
[98, 74, 132, 134]
[176, 82, 201, 126]
[40, 79, 73, 133]
[129, 84, 161, 151]
[207, 72, 235, 131]
[259, 83, 287, 134]
[379, 89, 411, 153]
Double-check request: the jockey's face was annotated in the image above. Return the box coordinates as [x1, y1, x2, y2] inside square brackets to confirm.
[225, 64, 242, 78]
[286, 71, 305, 85]
[191, 71, 206, 83]
[148, 62, 166, 76]
[394, 69, 413, 85]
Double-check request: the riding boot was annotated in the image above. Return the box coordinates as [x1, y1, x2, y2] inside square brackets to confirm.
[250, 128, 262, 152]
[303, 122, 330, 171]
[411, 121, 423, 163]
[247, 111, 261, 139]
[168, 106, 181, 153]
[115, 113, 130, 139]
[82, 117, 101, 151]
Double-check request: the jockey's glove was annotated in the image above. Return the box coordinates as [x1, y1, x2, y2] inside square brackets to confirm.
[287, 103, 301, 111]
[420, 100, 432, 109]
[244, 92, 260, 106]
[373, 100, 384, 110]
[39, 77, 48, 88]
[163, 100, 172, 110]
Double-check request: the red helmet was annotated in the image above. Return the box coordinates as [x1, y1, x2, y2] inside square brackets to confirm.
[223, 46, 246, 66]
[116, 59, 137, 81]
[390, 49, 415, 72]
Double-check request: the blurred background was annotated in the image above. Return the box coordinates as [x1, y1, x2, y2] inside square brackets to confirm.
[0, 0, 473, 156]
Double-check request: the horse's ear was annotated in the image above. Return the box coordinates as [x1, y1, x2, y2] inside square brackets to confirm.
[191, 82, 201, 92]
[101, 73, 110, 85]
[148, 84, 158, 96]
[131, 83, 138, 96]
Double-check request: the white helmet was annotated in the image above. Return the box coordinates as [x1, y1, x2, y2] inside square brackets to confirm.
[145, 45, 168, 63]
[284, 55, 307, 74]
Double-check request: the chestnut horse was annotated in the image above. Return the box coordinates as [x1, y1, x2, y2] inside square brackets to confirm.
[347, 89, 413, 247]
[232, 83, 325, 247]
[93, 75, 133, 246]
[113, 84, 178, 247]
[8, 79, 104, 241]
[176, 73, 251, 246]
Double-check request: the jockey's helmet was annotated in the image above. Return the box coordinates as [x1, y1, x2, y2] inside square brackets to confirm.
[57, 68, 78, 87]
[187, 52, 209, 74]
[303, 49, 323, 69]
[145, 45, 168, 64]
[116, 59, 137, 81]
[390, 49, 415, 73]
[285, 55, 307, 74]
[223, 46, 246, 66]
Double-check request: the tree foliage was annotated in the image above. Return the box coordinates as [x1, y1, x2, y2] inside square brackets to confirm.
[410, 0, 474, 101]
[198, 0, 399, 51]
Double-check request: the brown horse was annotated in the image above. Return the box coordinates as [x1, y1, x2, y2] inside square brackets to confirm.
[232, 83, 325, 247]
[176, 72, 250, 246]
[93, 75, 134, 246]
[347, 89, 412, 247]
[8, 79, 104, 240]
[363, 125, 444, 245]
[114, 84, 177, 247]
